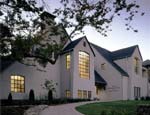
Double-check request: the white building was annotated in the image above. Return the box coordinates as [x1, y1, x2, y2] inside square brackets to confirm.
[1, 36, 150, 101]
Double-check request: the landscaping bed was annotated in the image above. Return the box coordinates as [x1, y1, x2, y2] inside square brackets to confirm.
[1, 106, 30, 115]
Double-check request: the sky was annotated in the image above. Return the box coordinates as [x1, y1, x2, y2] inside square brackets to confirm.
[44, 0, 150, 61]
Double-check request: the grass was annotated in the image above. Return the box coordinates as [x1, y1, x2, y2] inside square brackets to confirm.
[76, 100, 150, 115]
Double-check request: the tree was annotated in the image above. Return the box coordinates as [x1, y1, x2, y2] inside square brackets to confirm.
[8, 92, 13, 103]
[29, 89, 35, 102]
[0, 0, 144, 66]
[41, 79, 57, 101]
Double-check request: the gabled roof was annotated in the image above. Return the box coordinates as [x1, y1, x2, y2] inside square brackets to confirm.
[143, 60, 150, 68]
[0, 57, 15, 72]
[92, 44, 129, 77]
[62, 36, 95, 56]
[62, 38, 83, 53]
[95, 70, 107, 86]
[111, 45, 138, 60]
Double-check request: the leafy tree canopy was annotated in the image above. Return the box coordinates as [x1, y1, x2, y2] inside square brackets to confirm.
[0, 0, 144, 66]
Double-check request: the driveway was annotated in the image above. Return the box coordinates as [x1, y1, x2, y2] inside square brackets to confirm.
[39, 101, 96, 115]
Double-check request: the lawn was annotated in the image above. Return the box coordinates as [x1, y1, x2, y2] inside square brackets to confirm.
[76, 100, 150, 115]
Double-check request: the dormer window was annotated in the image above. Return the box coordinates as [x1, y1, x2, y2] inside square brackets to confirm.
[101, 63, 106, 70]
[134, 57, 139, 74]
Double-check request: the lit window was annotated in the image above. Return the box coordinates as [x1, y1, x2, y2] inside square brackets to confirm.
[79, 51, 90, 79]
[88, 91, 92, 99]
[142, 69, 147, 77]
[134, 57, 139, 74]
[101, 63, 106, 70]
[96, 87, 99, 95]
[11, 75, 25, 93]
[66, 54, 71, 69]
[66, 90, 71, 98]
[78, 90, 82, 98]
[83, 90, 87, 99]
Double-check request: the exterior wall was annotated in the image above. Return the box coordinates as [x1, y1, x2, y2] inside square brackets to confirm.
[60, 52, 73, 98]
[1, 59, 61, 100]
[72, 38, 95, 99]
[122, 77, 128, 100]
[114, 47, 148, 100]
[92, 47, 124, 101]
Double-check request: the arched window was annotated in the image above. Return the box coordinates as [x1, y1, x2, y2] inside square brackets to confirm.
[10, 75, 25, 93]
[134, 57, 139, 74]
[78, 51, 90, 79]
[66, 54, 71, 69]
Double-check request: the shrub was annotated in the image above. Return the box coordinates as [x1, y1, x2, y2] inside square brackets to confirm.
[29, 89, 35, 102]
[8, 93, 12, 103]
[140, 96, 145, 101]
[135, 97, 138, 101]
[145, 96, 150, 100]
[48, 90, 53, 103]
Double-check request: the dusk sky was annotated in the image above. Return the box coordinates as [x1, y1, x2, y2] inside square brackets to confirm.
[44, 0, 150, 61]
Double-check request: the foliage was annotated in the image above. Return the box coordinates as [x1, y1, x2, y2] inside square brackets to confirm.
[0, 0, 144, 66]
[76, 100, 150, 115]
[29, 89, 35, 102]
[8, 92, 13, 102]
[41, 79, 57, 101]
[42, 79, 57, 92]
[1, 106, 29, 115]
[48, 90, 53, 102]
[54, 0, 143, 37]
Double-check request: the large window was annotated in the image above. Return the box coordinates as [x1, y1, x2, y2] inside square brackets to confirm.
[79, 51, 90, 79]
[11, 75, 25, 93]
[134, 57, 139, 74]
[66, 54, 71, 69]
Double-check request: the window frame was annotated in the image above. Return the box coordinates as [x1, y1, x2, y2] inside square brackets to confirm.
[66, 53, 71, 69]
[66, 90, 71, 98]
[78, 90, 82, 98]
[78, 51, 90, 79]
[83, 90, 87, 99]
[88, 91, 92, 99]
[101, 63, 106, 70]
[134, 57, 139, 74]
[10, 75, 25, 93]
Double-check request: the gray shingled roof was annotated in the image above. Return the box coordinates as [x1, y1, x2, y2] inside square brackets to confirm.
[143, 60, 150, 67]
[111, 45, 138, 60]
[92, 44, 129, 77]
[62, 36, 95, 56]
[0, 57, 15, 72]
[95, 70, 107, 85]
[62, 38, 83, 53]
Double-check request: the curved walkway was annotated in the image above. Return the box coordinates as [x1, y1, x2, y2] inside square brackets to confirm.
[39, 101, 97, 115]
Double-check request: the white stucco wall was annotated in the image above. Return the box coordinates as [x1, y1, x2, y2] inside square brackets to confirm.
[1, 59, 61, 100]
[72, 38, 95, 99]
[114, 47, 148, 100]
[92, 47, 124, 101]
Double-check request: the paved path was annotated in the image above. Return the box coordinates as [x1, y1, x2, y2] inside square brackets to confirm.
[39, 101, 97, 115]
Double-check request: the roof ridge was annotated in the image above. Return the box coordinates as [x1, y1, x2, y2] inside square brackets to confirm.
[111, 45, 138, 53]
